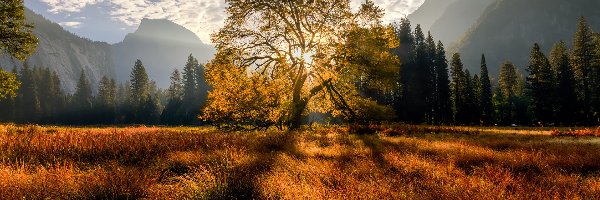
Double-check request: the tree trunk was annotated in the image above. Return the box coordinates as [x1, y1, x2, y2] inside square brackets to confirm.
[289, 99, 308, 130]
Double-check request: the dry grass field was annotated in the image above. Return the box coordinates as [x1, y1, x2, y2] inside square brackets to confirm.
[0, 124, 599, 199]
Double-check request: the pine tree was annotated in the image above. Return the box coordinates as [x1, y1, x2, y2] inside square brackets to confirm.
[180, 54, 204, 124]
[161, 69, 184, 125]
[17, 63, 40, 122]
[129, 59, 150, 107]
[167, 69, 183, 100]
[140, 95, 160, 125]
[479, 54, 494, 125]
[35, 67, 63, 122]
[182, 54, 198, 104]
[73, 70, 92, 123]
[97, 76, 117, 124]
[424, 32, 437, 124]
[571, 16, 596, 123]
[472, 74, 482, 125]
[392, 18, 415, 121]
[527, 43, 556, 124]
[464, 69, 475, 125]
[450, 53, 467, 124]
[498, 61, 519, 124]
[550, 41, 578, 125]
[434, 41, 452, 125]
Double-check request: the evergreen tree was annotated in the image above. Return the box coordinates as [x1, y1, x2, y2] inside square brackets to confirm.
[571, 16, 596, 123]
[73, 70, 92, 123]
[35, 67, 64, 122]
[527, 43, 556, 124]
[450, 53, 467, 124]
[463, 69, 476, 125]
[550, 41, 578, 125]
[498, 61, 519, 124]
[115, 81, 131, 123]
[479, 54, 494, 125]
[140, 95, 160, 125]
[97, 76, 117, 124]
[167, 69, 183, 100]
[130, 59, 150, 108]
[434, 41, 452, 124]
[180, 54, 204, 124]
[398, 24, 433, 123]
[392, 18, 415, 121]
[424, 32, 437, 124]
[161, 69, 184, 125]
[472, 74, 482, 125]
[17, 63, 40, 122]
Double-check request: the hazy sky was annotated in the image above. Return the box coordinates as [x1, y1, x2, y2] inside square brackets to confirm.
[25, 0, 425, 44]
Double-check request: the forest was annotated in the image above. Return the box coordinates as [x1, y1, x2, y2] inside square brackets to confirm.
[1, 17, 599, 128]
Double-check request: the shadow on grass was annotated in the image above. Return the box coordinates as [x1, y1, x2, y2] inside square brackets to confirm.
[206, 132, 302, 199]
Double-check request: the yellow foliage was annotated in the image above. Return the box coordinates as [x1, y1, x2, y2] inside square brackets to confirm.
[202, 51, 291, 128]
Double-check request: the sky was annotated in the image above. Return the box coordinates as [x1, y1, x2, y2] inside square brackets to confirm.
[25, 0, 425, 44]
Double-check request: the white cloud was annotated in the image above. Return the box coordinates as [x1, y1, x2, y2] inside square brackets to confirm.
[59, 21, 83, 28]
[40, 0, 103, 13]
[40, 0, 424, 44]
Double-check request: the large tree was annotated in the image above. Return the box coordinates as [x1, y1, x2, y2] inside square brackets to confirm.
[0, 0, 38, 101]
[498, 61, 519, 124]
[526, 43, 556, 124]
[206, 0, 399, 129]
[434, 41, 452, 125]
[450, 53, 467, 124]
[479, 54, 494, 125]
[130, 59, 150, 107]
[571, 16, 596, 123]
[550, 41, 578, 125]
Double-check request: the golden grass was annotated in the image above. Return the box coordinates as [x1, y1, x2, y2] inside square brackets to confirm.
[0, 124, 599, 199]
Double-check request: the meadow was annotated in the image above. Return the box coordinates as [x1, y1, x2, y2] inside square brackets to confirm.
[0, 124, 599, 199]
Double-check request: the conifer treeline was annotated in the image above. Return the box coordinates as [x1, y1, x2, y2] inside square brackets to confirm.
[0, 54, 208, 125]
[2, 17, 600, 126]
[385, 17, 600, 126]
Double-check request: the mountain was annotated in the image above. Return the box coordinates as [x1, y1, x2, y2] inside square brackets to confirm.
[455, 0, 600, 75]
[429, 0, 495, 46]
[0, 8, 116, 94]
[407, 0, 458, 32]
[113, 18, 215, 88]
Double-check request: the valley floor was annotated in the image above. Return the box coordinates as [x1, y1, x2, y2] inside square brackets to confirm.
[0, 124, 599, 199]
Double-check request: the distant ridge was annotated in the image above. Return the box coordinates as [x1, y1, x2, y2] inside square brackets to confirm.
[113, 18, 215, 88]
[1, 10, 216, 92]
[455, 0, 600, 75]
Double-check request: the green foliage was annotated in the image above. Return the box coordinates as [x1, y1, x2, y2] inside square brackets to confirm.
[96, 76, 117, 124]
[434, 41, 452, 125]
[130, 59, 150, 107]
[74, 71, 92, 111]
[0, 69, 19, 100]
[479, 55, 494, 125]
[550, 41, 578, 125]
[0, 0, 38, 60]
[571, 16, 596, 123]
[450, 53, 467, 124]
[526, 43, 556, 124]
